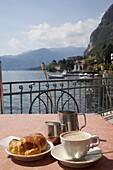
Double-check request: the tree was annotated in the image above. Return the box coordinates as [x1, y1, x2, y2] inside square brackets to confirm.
[87, 65, 94, 72]
[52, 60, 57, 64]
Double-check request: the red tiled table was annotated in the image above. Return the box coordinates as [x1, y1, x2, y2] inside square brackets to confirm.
[0, 113, 113, 170]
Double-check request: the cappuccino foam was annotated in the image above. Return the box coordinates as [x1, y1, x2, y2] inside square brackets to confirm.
[63, 132, 90, 141]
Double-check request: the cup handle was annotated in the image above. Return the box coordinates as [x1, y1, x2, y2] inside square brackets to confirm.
[79, 113, 87, 130]
[89, 135, 100, 149]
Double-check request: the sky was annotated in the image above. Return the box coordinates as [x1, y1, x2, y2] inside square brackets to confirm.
[0, 0, 113, 56]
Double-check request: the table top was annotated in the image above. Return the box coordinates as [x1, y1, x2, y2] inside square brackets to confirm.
[0, 113, 113, 170]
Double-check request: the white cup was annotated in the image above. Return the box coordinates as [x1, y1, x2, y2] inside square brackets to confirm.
[60, 131, 100, 160]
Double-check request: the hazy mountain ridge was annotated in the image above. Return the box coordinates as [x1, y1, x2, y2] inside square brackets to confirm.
[0, 47, 85, 70]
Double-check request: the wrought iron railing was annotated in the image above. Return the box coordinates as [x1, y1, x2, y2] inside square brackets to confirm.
[1, 77, 113, 114]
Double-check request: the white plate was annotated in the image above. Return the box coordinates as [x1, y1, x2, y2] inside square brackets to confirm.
[51, 144, 102, 168]
[5, 140, 53, 161]
[0, 136, 20, 149]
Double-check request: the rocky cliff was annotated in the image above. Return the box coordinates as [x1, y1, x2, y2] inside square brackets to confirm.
[87, 4, 113, 53]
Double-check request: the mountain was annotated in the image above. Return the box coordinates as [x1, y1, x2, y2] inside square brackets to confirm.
[0, 47, 86, 70]
[49, 46, 85, 57]
[86, 4, 113, 53]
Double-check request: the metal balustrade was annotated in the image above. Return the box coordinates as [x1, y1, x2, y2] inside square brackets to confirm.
[1, 77, 113, 114]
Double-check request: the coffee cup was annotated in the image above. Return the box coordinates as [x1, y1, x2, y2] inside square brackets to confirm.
[60, 131, 100, 160]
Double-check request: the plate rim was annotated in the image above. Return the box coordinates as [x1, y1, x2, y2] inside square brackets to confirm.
[51, 144, 102, 165]
[5, 140, 53, 158]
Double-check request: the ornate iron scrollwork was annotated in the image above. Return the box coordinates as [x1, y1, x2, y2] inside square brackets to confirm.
[19, 85, 23, 91]
[29, 82, 35, 90]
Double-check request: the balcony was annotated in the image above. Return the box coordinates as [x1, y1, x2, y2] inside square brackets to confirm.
[1, 77, 113, 114]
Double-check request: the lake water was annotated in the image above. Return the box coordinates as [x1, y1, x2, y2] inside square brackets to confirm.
[1, 70, 50, 113]
[1, 70, 95, 114]
[2, 70, 76, 113]
[2, 70, 46, 82]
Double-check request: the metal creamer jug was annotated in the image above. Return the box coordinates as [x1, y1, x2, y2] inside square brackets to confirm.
[58, 110, 86, 131]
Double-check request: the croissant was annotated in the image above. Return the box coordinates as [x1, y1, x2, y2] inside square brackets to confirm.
[9, 133, 47, 155]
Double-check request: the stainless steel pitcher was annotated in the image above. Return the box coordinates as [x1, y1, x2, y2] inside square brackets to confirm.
[58, 110, 86, 131]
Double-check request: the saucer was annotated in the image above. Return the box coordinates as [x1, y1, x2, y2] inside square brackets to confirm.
[51, 144, 102, 168]
[5, 140, 53, 162]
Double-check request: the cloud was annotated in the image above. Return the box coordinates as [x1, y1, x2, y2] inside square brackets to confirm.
[25, 17, 100, 48]
[9, 38, 24, 49]
[8, 16, 101, 55]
